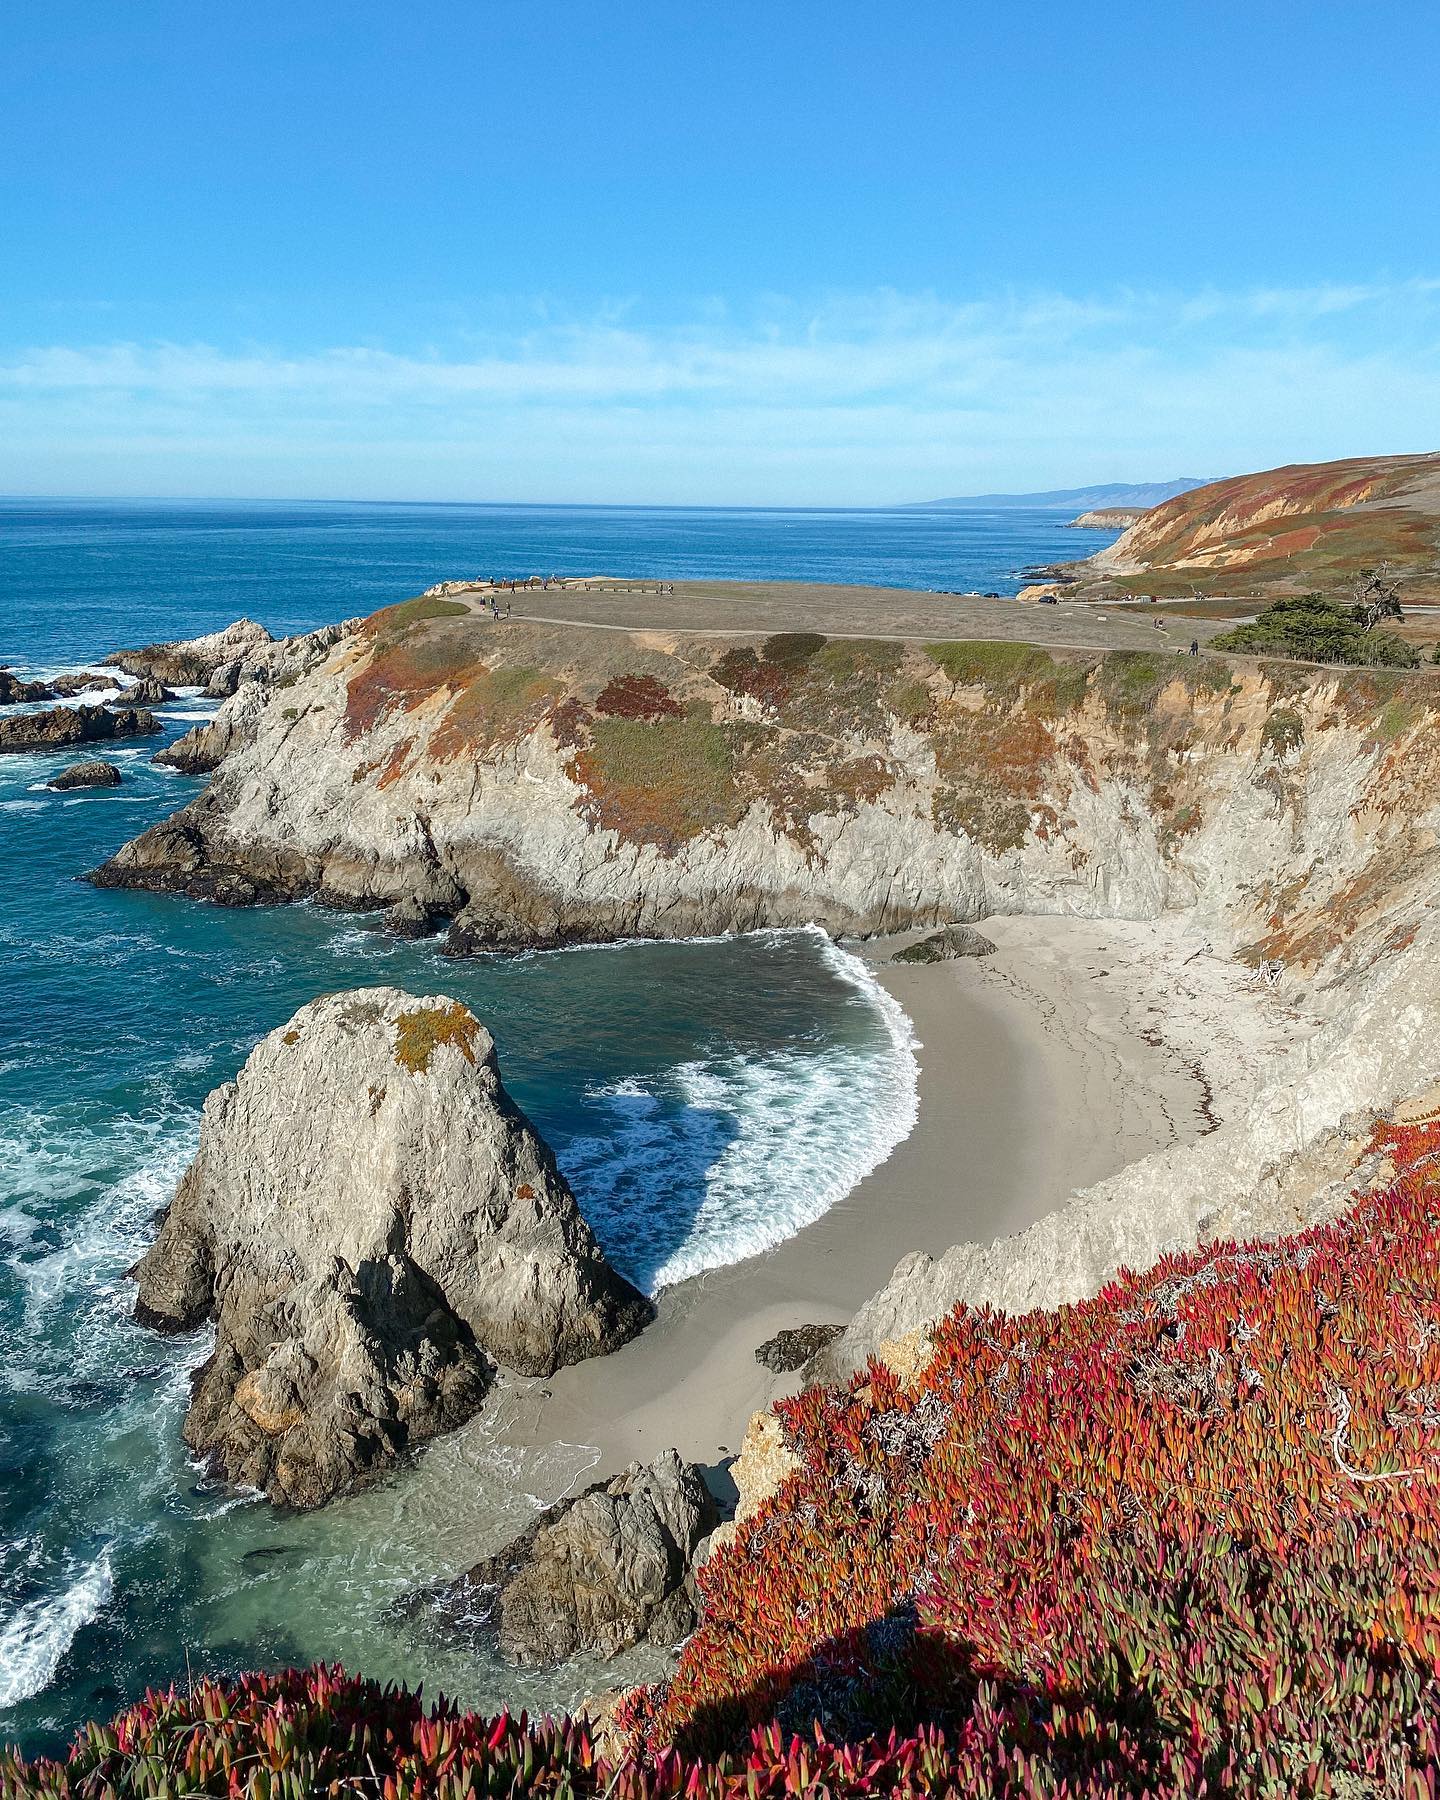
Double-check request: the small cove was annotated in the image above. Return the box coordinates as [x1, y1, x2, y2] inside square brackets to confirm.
[0, 498, 1115, 1750]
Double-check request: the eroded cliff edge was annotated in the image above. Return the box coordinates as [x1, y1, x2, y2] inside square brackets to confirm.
[90, 595, 1440, 977]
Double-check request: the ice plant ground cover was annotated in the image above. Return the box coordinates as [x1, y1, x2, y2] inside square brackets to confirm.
[9, 1117, 1440, 1796]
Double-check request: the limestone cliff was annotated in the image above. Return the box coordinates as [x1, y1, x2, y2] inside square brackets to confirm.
[133, 987, 651, 1507]
[153, 617, 362, 774]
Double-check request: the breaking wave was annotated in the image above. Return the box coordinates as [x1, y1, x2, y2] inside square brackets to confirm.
[0, 1548, 115, 1709]
[559, 933, 919, 1291]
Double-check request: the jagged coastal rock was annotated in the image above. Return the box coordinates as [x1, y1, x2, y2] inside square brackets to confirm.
[50, 670, 117, 697]
[0, 668, 55, 704]
[48, 760, 122, 790]
[152, 618, 362, 774]
[754, 1322, 844, 1372]
[105, 617, 274, 686]
[154, 678, 272, 775]
[435, 1449, 717, 1665]
[131, 987, 652, 1507]
[0, 703, 159, 754]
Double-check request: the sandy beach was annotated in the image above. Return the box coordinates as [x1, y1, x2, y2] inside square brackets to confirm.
[477, 912, 1311, 1505]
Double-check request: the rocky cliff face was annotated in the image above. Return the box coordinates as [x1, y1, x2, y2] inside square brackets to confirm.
[91, 601, 1440, 983]
[133, 987, 651, 1507]
[151, 618, 363, 774]
[1071, 452, 1440, 599]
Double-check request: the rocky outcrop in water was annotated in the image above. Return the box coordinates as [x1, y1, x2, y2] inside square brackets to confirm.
[131, 987, 652, 1507]
[434, 1450, 717, 1665]
[122, 676, 176, 705]
[49, 760, 122, 790]
[0, 669, 55, 705]
[50, 671, 117, 698]
[106, 618, 273, 686]
[0, 704, 159, 754]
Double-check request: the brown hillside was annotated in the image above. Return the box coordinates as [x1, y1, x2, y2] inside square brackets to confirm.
[1070, 451, 1440, 600]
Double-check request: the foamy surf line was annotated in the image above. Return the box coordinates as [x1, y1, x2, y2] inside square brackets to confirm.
[0, 1548, 114, 1709]
[559, 928, 921, 1293]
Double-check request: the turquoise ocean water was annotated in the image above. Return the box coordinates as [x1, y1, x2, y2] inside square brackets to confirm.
[0, 499, 1117, 1751]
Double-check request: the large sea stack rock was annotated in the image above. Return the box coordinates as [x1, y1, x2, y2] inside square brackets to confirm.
[132, 987, 652, 1507]
[435, 1450, 717, 1665]
[0, 704, 160, 754]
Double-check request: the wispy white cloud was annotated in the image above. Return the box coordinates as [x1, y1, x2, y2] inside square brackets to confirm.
[1, 280, 1437, 502]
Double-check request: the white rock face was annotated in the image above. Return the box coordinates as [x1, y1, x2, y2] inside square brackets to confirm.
[133, 988, 652, 1507]
[155, 618, 363, 774]
[812, 913, 1440, 1382]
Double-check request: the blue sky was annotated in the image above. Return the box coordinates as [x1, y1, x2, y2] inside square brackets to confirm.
[2, 0, 1438, 503]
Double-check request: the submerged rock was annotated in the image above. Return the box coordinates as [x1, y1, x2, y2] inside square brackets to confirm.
[48, 760, 122, 791]
[435, 1450, 717, 1665]
[131, 987, 652, 1507]
[892, 924, 997, 964]
[0, 704, 160, 754]
[755, 1322, 844, 1373]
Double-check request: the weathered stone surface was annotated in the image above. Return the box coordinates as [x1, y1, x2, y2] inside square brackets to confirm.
[0, 704, 159, 754]
[380, 895, 441, 938]
[132, 987, 652, 1506]
[50, 671, 118, 697]
[152, 619, 362, 775]
[705, 1411, 800, 1559]
[154, 680, 273, 775]
[892, 924, 997, 964]
[754, 1322, 844, 1373]
[435, 1450, 717, 1665]
[122, 676, 176, 705]
[0, 668, 55, 705]
[48, 760, 121, 790]
[106, 618, 273, 686]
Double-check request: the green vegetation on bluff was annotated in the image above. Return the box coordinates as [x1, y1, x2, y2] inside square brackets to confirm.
[1213, 593, 1419, 668]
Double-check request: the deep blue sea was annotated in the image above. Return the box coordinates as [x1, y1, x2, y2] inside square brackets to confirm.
[0, 499, 1117, 1752]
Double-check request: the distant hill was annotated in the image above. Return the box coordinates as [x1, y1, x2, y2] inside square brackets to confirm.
[909, 478, 1214, 512]
[1071, 453, 1440, 600]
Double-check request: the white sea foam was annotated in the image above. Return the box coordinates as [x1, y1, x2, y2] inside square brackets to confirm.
[560, 932, 920, 1292]
[0, 1548, 114, 1708]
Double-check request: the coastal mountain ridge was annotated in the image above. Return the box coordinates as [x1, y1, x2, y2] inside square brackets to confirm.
[1059, 449, 1440, 599]
[908, 477, 1213, 511]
